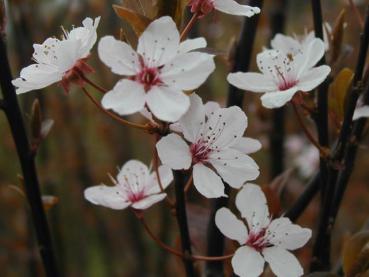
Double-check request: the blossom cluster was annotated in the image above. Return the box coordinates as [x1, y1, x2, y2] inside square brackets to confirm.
[11, 1, 334, 276]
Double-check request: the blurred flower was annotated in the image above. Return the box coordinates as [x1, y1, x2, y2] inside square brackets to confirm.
[215, 184, 312, 277]
[84, 160, 173, 210]
[353, 105, 369, 120]
[12, 17, 100, 94]
[189, 0, 260, 18]
[156, 93, 259, 198]
[98, 16, 215, 122]
[227, 39, 331, 109]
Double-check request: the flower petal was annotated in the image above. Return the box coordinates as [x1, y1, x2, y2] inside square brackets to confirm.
[227, 72, 276, 92]
[204, 101, 221, 116]
[84, 185, 130, 210]
[231, 246, 265, 277]
[131, 193, 167, 210]
[295, 38, 326, 75]
[137, 16, 180, 67]
[215, 207, 248, 245]
[267, 217, 312, 251]
[353, 106, 369, 120]
[156, 133, 192, 170]
[146, 165, 174, 194]
[204, 106, 248, 149]
[209, 149, 259, 188]
[161, 52, 215, 91]
[178, 37, 207, 54]
[262, 246, 304, 277]
[231, 137, 262, 154]
[260, 87, 299, 109]
[178, 93, 205, 143]
[101, 79, 146, 116]
[236, 184, 270, 230]
[271, 33, 302, 56]
[12, 64, 62, 94]
[297, 65, 331, 92]
[117, 160, 149, 185]
[193, 163, 226, 198]
[69, 17, 100, 57]
[98, 36, 139, 76]
[213, 0, 260, 17]
[146, 86, 190, 122]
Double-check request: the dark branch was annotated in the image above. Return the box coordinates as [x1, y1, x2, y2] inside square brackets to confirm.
[205, 1, 264, 276]
[173, 171, 196, 277]
[0, 36, 59, 276]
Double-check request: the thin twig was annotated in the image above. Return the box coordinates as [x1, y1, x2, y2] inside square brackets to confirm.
[180, 13, 199, 41]
[79, 73, 108, 94]
[184, 174, 193, 193]
[0, 35, 59, 277]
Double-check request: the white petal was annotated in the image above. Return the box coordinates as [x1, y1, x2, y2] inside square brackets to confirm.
[210, 149, 259, 188]
[231, 137, 262, 154]
[213, 0, 260, 17]
[263, 247, 304, 277]
[101, 79, 146, 116]
[161, 52, 215, 91]
[296, 38, 326, 75]
[117, 160, 149, 185]
[271, 34, 302, 56]
[146, 165, 174, 194]
[193, 163, 226, 198]
[204, 106, 248, 149]
[227, 72, 276, 92]
[178, 93, 205, 143]
[32, 38, 60, 65]
[178, 37, 207, 54]
[54, 39, 82, 72]
[297, 65, 331, 92]
[131, 193, 167, 210]
[353, 106, 369, 120]
[98, 36, 139, 76]
[204, 101, 221, 116]
[260, 87, 299, 109]
[236, 184, 270, 230]
[231, 246, 265, 277]
[215, 207, 248, 245]
[137, 16, 180, 67]
[12, 64, 62, 94]
[267, 217, 312, 250]
[156, 133, 192, 170]
[84, 185, 130, 210]
[146, 86, 190, 122]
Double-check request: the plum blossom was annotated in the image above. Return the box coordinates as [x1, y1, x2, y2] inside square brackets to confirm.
[353, 105, 369, 120]
[12, 17, 100, 94]
[98, 16, 215, 122]
[156, 93, 260, 198]
[84, 160, 173, 210]
[227, 38, 331, 108]
[215, 184, 312, 277]
[188, 0, 260, 18]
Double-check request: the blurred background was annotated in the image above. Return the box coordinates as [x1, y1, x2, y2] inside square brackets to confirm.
[0, 0, 368, 276]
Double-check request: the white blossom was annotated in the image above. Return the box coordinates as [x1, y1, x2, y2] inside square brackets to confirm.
[215, 184, 312, 277]
[98, 16, 215, 122]
[189, 0, 260, 17]
[156, 93, 260, 198]
[353, 105, 369, 120]
[84, 160, 173, 210]
[12, 17, 100, 94]
[227, 38, 331, 109]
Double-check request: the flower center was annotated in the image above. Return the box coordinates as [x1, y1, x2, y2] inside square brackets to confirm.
[246, 229, 270, 252]
[134, 56, 163, 92]
[190, 140, 212, 164]
[119, 173, 146, 204]
[273, 65, 298, 91]
[188, 0, 215, 17]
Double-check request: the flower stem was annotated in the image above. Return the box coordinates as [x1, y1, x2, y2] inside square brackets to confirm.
[180, 13, 199, 41]
[0, 34, 59, 277]
[82, 87, 149, 131]
[184, 174, 193, 193]
[79, 73, 108, 94]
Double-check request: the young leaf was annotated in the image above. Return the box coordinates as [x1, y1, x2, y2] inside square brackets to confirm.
[155, 0, 187, 27]
[113, 4, 151, 36]
[343, 231, 369, 277]
[330, 9, 346, 63]
[41, 119, 54, 140]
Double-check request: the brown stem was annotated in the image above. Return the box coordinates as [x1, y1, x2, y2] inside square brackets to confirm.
[79, 74, 108, 94]
[138, 215, 233, 262]
[180, 13, 199, 41]
[348, 0, 364, 29]
[184, 174, 193, 193]
[81, 87, 149, 131]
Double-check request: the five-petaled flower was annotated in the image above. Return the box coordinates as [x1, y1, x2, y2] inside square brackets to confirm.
[227, 38, 331, 109]
[12, 17, 100, 94]
[156, 93, 260, 198]
[215, 184, 312, 277]
[98, 16, 215, 122]
[84, 160, 173, 210]
[188, 0, 260, 18]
